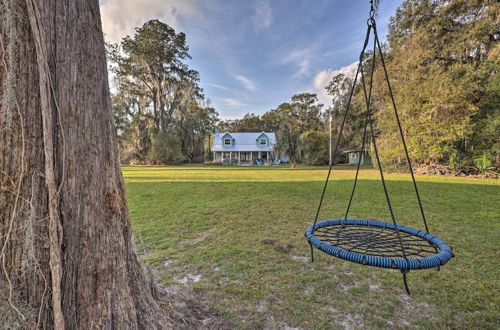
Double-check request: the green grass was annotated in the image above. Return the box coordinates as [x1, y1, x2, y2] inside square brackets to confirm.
[123, 165, 499, 329]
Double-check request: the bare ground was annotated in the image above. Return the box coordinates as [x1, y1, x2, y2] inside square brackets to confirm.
[158, 284, 229, 329]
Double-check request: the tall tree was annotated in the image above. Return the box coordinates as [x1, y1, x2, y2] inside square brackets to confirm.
[177, 101, 218, 161]
[116, 19, 195, 132]
[325, 72, 366, 152]
[110, 19, 214, 164]
[273, 93, 323, 166]
[0, 0, 169, 328]
[289, 93, 323, 131]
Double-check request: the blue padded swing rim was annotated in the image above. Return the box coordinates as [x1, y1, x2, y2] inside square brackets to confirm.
[306, 219, 453, 270]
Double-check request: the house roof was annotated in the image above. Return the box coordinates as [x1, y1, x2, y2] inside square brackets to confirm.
[211, 132, 276, 152]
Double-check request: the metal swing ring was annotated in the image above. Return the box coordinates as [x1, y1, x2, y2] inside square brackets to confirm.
[306, 219, 454, 270]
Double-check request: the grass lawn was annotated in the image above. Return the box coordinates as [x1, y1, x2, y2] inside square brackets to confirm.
[123, 165, 499, 329]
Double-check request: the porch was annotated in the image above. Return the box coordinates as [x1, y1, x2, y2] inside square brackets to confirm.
[213, 151, 274, 165]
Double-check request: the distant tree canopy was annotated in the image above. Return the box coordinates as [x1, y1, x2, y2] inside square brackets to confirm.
[110, 1, 498, 173]
[218, 113, 264, 132]
[369, 0, 499, 171]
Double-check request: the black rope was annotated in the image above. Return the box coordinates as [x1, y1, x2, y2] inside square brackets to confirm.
[369, 0, 375, 19]
[344, 29, 378, 221]
[354, 26, 412, 287]
[362, 19, 413, 293]
[402, 271, 411, 295]
[308, 1, 434, 295]
[372, 22, 439, 271]
[372, 25, 430, 234]
[309, 24, 372, 262]
[372, 22, 439, 275]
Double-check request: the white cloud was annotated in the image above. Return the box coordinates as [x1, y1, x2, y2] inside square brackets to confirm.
[234, 75, 257, 91]
[100, 0, 199, 43]
[221, 98, 247, 107]
[295, 58, 311, 77]
[279, 49, 312, 78]
[312, 61, 358, 105]
[207, 83, 230, 91]
[252, 0, 273, 31]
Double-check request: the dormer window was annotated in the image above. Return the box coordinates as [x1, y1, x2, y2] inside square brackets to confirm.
[256, 133, 269, 146]
[222, 133, 233, 148]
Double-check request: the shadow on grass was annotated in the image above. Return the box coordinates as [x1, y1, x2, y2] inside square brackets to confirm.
[124, 175, 500, 188]
[122, 165, 373, 171]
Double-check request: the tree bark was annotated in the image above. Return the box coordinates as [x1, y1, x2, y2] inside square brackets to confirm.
[0, 0, 170, 328]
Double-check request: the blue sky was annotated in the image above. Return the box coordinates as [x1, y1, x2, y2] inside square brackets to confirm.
[100, 0, 404, 119]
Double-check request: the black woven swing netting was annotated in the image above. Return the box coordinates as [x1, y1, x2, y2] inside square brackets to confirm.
[315, 224, 437, 259]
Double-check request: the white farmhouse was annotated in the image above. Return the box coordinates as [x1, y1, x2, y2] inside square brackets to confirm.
[211, 131, 278, 165]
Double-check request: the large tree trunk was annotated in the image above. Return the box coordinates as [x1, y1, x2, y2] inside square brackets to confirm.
[0, 0, 169, 328]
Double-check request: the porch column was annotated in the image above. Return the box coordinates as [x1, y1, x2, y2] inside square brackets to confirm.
[258, 152, 261, 159]
[267, 152, 269, 162]
[213, 152, 216, 161]
[238, 152, 241, 165]
[250, 152, 253, 165]
[229, 152, 232, 164]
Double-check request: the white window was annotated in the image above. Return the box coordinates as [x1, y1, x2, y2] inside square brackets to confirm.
[259, 138, 267, 145]
[224, 138, 231, 146]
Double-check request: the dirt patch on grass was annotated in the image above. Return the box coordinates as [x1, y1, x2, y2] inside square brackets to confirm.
[398, 294, 434, 320]
[290, 255, 309, 263]
[174, 273, 203, 284]
[329, 307, 365, 329]
[160, 284, 229, 329]
[261, 237, 295, 253]
[256, 295, 282, 313]
[141, 262, 230, 328]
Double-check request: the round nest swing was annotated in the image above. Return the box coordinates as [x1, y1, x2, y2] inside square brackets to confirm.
[305, 1, 453, 294]
[306, 219, 453, 270]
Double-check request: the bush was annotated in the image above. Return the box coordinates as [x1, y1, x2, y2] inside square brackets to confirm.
[447, 148, 472, 173]
[474, 152, 492, 173]
[148, 131, 184, 165]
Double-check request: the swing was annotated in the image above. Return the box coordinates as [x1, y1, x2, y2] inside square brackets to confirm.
[305, 1, 453, 294]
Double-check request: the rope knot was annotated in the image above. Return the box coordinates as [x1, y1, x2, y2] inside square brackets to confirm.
[367, 17, 376, 27]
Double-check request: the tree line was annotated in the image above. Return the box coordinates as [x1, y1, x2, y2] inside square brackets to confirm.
[372, 0, 499, 173]
[220, 0, 499, 173]
[111, 0, 499, 173]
